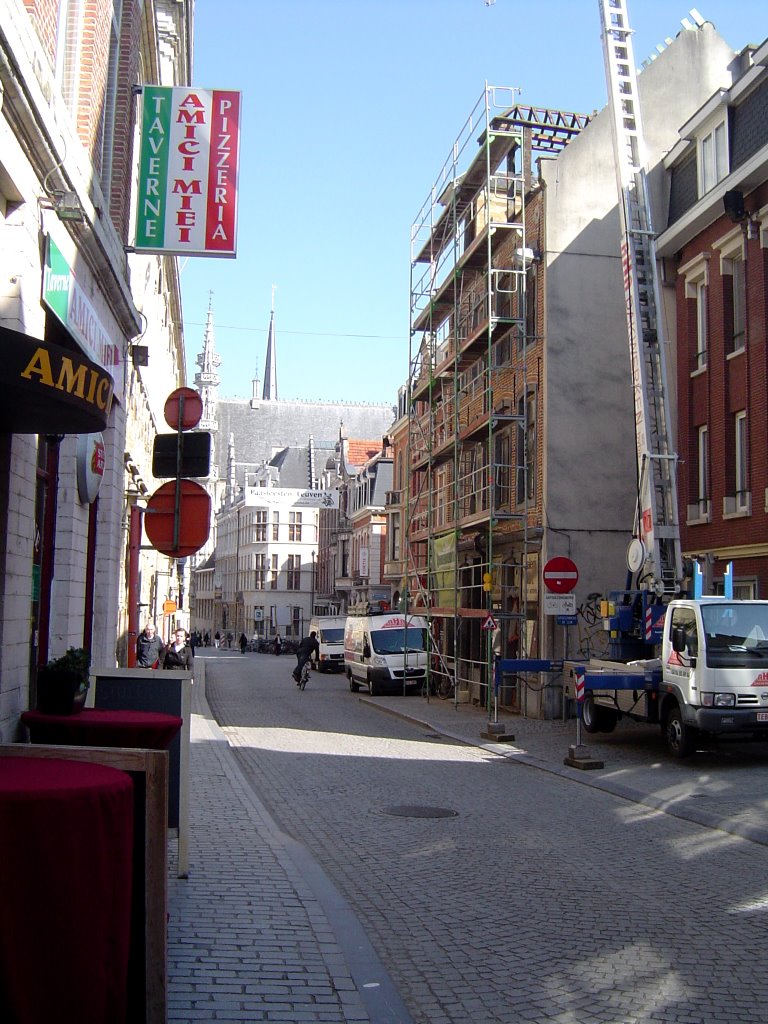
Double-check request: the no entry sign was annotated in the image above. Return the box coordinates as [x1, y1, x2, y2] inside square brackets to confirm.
[543, 556, 579, 594]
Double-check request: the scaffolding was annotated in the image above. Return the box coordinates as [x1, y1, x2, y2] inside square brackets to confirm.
[405, 86, 590, 711]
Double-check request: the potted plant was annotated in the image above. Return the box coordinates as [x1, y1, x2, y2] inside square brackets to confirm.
[36, 647, 91, 715]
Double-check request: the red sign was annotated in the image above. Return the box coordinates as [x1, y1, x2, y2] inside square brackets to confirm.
[164, 387, 203, 430]
[145, 480, 211, 558]
[543, 556, 579, 594]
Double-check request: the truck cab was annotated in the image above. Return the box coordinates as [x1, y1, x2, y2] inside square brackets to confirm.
[661, 599, 768, 753]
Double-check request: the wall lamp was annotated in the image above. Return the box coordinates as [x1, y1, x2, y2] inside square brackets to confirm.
[724, 189, 759, 239]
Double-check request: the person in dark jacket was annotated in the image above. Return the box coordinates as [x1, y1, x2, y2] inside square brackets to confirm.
[293, 631, 319, 684]
[239, 633, 248, 654]
[136, 622, 164, 668]
[161, 627, 194, 670]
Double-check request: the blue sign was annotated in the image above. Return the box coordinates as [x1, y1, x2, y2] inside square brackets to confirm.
[557, 615, 578, 626]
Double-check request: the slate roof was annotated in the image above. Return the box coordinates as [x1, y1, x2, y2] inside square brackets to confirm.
[214, 397, 394, 487]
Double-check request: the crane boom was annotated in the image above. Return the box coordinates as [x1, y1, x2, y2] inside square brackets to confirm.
[598, 0, 683, 597]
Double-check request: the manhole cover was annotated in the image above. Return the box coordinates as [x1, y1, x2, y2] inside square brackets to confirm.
[382, 805, 458, 819]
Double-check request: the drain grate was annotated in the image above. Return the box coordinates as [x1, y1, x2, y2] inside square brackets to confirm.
[382, 805, 458, 819]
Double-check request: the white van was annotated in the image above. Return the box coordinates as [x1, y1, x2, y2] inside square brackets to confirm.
[344, 612, 430, 695]
[309, 615, 347, 672]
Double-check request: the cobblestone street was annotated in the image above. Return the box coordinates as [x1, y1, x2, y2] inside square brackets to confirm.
[193, 649, 768, 1023]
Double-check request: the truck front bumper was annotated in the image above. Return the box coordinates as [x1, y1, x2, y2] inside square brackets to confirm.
[690, 707, 768, 735]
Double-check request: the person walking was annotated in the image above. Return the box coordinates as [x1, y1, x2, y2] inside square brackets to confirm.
[274, 634, 282, 656]
[160, 627, 194, 670]
[239, 632, 248, 654]
[136, 622, 164, 668]
[293, 631, 319, 684]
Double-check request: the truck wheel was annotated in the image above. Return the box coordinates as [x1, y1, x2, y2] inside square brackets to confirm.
[582, 698, 618, 734]
[581, 697, 602, 733]
[347, 670, 359, 693]
[368, 676, 379, 697]
[664, 705, 696, 758]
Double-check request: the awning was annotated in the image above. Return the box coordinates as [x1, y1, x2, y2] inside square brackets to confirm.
[1, 324, 114, 434]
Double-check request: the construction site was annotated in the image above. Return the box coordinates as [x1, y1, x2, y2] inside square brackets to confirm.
[405, 89, 591, 716]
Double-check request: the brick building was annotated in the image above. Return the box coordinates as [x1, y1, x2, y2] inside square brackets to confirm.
[657, 37, 768, 596]
[0, 0, 191, 740]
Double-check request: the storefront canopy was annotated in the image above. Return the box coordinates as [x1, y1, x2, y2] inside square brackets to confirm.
[1, 324, 114, 434]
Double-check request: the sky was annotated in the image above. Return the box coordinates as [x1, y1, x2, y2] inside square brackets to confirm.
[179, 0, 766, 407]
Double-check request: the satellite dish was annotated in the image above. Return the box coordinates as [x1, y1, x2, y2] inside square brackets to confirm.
[627, 538, 646, 574]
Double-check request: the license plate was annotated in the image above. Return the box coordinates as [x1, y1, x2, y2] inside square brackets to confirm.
[757, 712, 768, 722]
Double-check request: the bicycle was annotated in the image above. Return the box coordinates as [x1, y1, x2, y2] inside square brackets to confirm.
[297, 659, 311, 690]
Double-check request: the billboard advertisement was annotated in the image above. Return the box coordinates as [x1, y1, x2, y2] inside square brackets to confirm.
[134, 85, 241, 256]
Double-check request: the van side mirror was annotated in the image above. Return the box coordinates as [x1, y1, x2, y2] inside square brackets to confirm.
[363, 641, 371, 659]
[672, 627, 686, 653]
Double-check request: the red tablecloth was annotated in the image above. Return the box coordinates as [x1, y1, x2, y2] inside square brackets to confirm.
[0, 756, 134, 1024]
[21, 708, 183, 749]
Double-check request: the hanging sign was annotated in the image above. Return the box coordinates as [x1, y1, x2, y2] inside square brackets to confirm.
[134, 85, 241, 257]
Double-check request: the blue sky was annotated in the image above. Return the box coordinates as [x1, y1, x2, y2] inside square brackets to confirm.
[180, 0, 765, 406]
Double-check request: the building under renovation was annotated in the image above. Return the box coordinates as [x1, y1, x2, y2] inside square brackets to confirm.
[394, 18, 738, 718]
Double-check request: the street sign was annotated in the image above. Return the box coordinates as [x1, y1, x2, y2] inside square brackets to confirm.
[543, 556, 579, 593]
[163, 600, 177, 614]
[557, 614, 578, 626]
[145, 479, 211, 558]
[481, 614, 498, 631]
[152, 431, 211, 478]
[164, 387, 203, 430]
[544, 593, 576, 616]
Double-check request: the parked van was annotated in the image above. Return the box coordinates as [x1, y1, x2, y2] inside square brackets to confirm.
[344, 612, 430, 695]
[309, 615, 346, 672]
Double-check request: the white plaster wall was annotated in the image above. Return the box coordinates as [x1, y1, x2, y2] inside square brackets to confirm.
[541, 24, 736, 620]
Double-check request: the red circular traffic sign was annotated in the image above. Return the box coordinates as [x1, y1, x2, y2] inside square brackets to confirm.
[164, 387, 203, 430]
[145, 480, 211, 558]
[543, 556, 579, 594]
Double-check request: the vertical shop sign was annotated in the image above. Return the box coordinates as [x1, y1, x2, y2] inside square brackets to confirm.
[134, 85, 241, 256]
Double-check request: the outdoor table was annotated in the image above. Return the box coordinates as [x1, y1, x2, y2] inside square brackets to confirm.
[0, 755, 134, 1024]
[21, 708, 183, 750]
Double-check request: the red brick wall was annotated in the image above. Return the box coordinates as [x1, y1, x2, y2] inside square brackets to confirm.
[676, 180, 768, 592]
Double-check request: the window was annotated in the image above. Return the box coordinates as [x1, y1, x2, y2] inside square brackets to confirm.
[732, 257, 746, 352]
[270, 553, 278, 589]
[681, 253, 710, 372]
[688, 425, 709, 522]
[100, 0, 122, 199]
[695, 281, 708, 369]
[735, 411, 748, 507]
[255, 510, 267, 541]
[494, 429, 511, 508]
[272, 511, 279, 541]
[698, 119, 727, 195]
[389, 511, 401, 562]
[525, 264, 537, 344]
[516, 390, 536, 504]
[713, 228, 746, 355]
[289, 511, 302, 542]
[254, 553, 267, 590]
[55, 0, 84, 115]
[287, 555, 301, 591]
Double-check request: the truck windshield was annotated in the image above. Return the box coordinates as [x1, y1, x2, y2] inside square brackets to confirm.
[701, 603, 768, 668]
[321, 629, 344, 643]
[371, 627, 428, 655]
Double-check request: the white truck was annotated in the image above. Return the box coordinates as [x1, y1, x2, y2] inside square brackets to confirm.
[571, 598, 768, 757]
[309, 615, 346, 673]
[344, 612, 430, 696]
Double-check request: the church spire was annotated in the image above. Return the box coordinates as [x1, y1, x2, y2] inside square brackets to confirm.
[262, 285, 278, 401]
[194, 293, 221, 433]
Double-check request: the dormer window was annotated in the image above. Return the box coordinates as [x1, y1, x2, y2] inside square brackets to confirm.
[698, 118, 727, 196]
